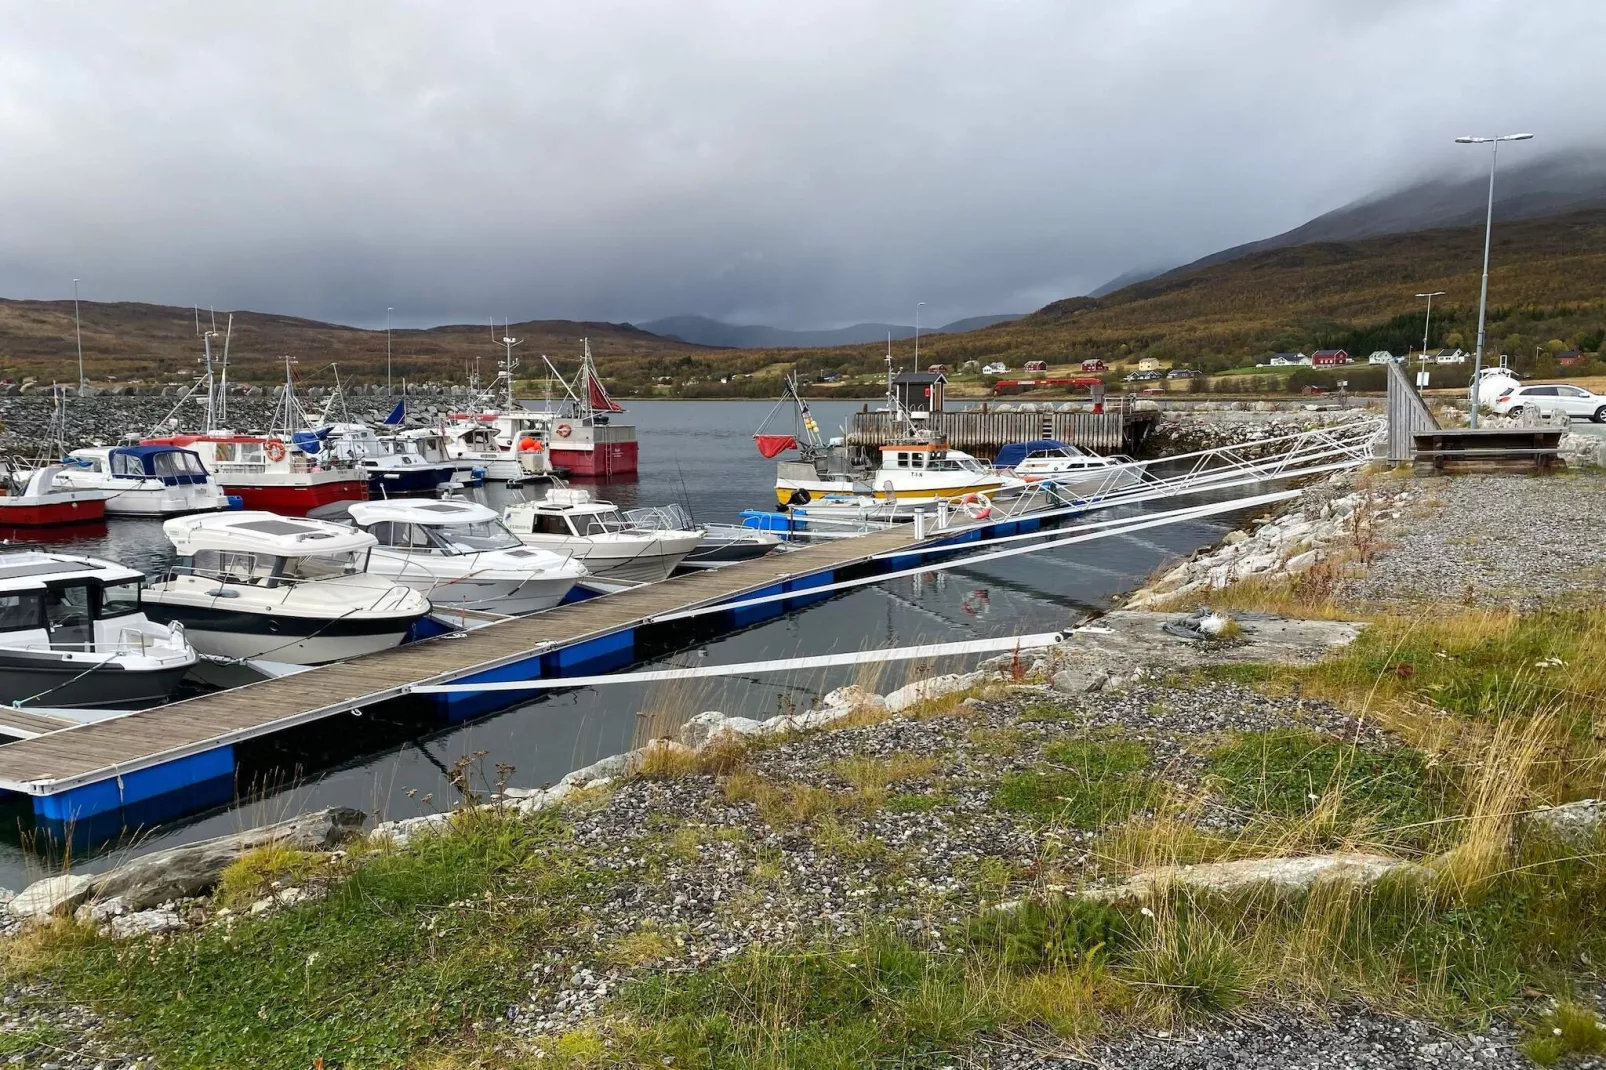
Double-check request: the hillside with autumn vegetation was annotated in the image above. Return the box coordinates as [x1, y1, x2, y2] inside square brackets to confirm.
[660, 207, 1606, 397]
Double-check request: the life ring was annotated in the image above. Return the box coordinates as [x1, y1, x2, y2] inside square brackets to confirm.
[960, 492, 992, 520]
[264, 439, 287, 463]
[518, 436, 543, 452]
[556, 423, 573, 439]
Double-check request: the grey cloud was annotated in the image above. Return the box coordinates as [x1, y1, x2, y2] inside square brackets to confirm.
[0, 0, 1600, 330]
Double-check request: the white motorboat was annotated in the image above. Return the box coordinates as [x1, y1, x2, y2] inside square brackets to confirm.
[344, 498, 589, 616]
[0, 551, 197, 710]
[323, 422, 457, 496]
[0, 465, 111, 527]
[142, 512, 429, 665]
[384, 428, 484, 486]
[501, 488, 703, 583]
[991, 439, 1144, 497]
[55, 445, 231, 516]
[623, 503, 783, 570]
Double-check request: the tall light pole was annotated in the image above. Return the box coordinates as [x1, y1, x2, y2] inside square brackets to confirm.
[72, 279, 85, 392]
[1455, 132, 1533, 426]
[914, 302, 926, 366]
[386, 307, 395, 396]
[1415, 291, 1446, 365]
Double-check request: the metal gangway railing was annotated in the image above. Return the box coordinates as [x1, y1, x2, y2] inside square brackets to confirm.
[919, 416, 1384, 538]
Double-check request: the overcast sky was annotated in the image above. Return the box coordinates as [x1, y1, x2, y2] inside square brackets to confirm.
[0, 0, 1600, 330]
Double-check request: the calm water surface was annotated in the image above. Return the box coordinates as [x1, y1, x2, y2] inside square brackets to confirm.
[0, 401, 1242, 887]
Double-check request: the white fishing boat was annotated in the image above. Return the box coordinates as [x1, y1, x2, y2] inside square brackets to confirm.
[759, 370, 1023, 519]
[440, 339, 557, 482]
[991, 439, 1144, 496]
[0, 551, 197, 710]
[55, 445, 231, 516]
[501, 488, 702, 582]
[342, 498, 589, 616]
[323, 422, 457, 496]
[143, 512, 428, 665]
[384, 427, 484, 486]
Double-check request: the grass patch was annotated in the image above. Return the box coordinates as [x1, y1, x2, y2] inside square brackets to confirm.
[1524, 1000, 1606, 1066]
[722, 772, 840, 828]
[0, 1026, 71, 1056]
[967, 725, 1026, 756]
[1017, 700, 1078, 723]
[994, 739, 1159, 828]
[20, 811, 593, 1069]
[1206, 730, 1442, 846]
[832, 753, 939, 809]
[215, 842, 328, 908]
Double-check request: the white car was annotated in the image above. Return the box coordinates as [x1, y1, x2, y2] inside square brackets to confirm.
[1491, 383, 1606, 422]
[982, 362, 1009, 375]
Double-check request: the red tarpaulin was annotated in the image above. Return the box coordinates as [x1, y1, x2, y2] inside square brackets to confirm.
[586, 372, 626, 413]
[754, 434, 798, 459]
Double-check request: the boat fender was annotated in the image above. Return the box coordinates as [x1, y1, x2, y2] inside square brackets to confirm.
[556, 423, 573, 439]
[960, 492, 991, 520]
[264, 439, 287, 462]
[519, 436, 543, 452]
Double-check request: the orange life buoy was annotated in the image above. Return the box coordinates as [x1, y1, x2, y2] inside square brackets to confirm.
[264, 438, 287, 463]
[556, 423, 573, 439]
[518, 436, 541, 452]
[959, 492, 992, 521]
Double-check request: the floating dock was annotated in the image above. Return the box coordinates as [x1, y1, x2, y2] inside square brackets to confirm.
[0, 515, 1055, 839]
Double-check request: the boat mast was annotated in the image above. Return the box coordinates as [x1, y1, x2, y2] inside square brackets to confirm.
[200, 330, 218, 433]
[498, 323, 522, 413]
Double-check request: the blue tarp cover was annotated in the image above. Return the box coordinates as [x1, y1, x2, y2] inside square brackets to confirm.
[992, 439, 1068, 469]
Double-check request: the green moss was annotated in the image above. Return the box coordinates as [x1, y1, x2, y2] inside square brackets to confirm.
[885, 791, 955, 813]
[994, 739, 1158, 828]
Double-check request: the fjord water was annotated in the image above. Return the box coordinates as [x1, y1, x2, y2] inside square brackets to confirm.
[0, 400, 1243, 888]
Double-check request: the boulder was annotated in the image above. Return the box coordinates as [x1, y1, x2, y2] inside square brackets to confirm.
[1527, 799, 1605, 845]
[1092, 853, 1418, 902]
[559, 751, 634, 787]
[1051, 667, 1108, 695]
[108, 908, 184, 939]
[1284, 549, 1321, 573]
[9, 873, 95, 919]
[819, 684, 886, 713]
[88, 806, 365, 911]
[883, 672, 981, 712]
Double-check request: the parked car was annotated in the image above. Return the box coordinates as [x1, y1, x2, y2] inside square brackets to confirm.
[1491, 383, 1606, 422]
[982, 362, 1009, 375]
[1166, 368, 1202, 379]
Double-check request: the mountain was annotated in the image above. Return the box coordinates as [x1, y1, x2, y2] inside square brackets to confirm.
[726, 205, 1606, 376]
[638, 313, 1023, 349]
[1168, 150, 1606, 279]
[1087, 267, 1169, 298]
[0, 300, 709, 386]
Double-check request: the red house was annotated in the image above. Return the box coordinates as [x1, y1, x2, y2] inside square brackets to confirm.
[1023, 360, 1049, 372]
[1311, 349, 1350, 366]
[1557, 351, 1586, 367]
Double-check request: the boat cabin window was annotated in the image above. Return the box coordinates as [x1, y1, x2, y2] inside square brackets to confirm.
[433, 520, 522, 553]
[0, 593, 44, 632]
[111, 452, 145, 477]
[367, 522, 435, 550]
[153, 451, 207, 479]
[530, 513, 577, 537]
[99, 580, 141, 619]
[189, 550, 279, 585]
[576, 510, 626, 536]
[279, 550, 369, 581]
[43, 584, 94, 647]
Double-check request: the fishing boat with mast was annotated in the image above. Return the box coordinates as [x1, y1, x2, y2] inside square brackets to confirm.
[440, 333, 557, 484]
[533, 340, 638, 477]
[143, 342, 369, 515]
[316, 368, 457, 496]
[756, 357, 1021, 519]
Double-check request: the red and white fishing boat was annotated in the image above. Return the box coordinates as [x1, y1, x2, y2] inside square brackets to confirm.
[144, 345, 368, 515]
[537, 340, 638, 477]
[0, 465, 110, 526]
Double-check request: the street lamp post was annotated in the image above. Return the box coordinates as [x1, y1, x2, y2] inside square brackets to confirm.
[914, 302, 926, 366]
[386, 307, 395, 396]
[1455, 132, 1533, 426]
[1415, 291, 1446, 366]
[72, 279, 85, 393]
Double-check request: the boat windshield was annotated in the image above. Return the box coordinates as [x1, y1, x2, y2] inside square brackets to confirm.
[573, 509, 626, 536]
[430, 520, 523, 553]
[279, 550, 370, 581]
[186, 549, 369, 585]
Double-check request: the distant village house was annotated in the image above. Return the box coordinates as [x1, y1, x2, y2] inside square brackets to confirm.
[1367, 350, 1399, 365]
[1557, 351, 1587, 367]
[1023, 360, 1049, 372]
[1432, 348, 1467, 365]
[1311, 349, 1350, 366]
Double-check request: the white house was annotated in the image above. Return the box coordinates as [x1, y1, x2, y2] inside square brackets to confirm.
[1267, 352, 1306, 366]
[1432, 348, 1467, 365]
[1367, 350, 1400, 365]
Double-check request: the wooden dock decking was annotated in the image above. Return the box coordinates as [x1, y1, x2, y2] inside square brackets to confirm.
[0, 526, 920, 796]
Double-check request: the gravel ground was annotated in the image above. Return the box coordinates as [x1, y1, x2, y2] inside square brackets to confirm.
[0, 674, 1542, 1067]
[1339, 472, 1606, 611]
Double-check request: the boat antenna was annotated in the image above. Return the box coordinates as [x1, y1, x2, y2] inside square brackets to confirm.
[216, 313, 234, 425]
[200, 328, 218, 433]
[499, 325, 522, 413]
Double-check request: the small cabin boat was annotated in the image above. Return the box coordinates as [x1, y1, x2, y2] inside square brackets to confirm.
[774, 439, 1020, 517]
[501, 488, 703, 582]
[323, 422, 457, 495]
[143, 512, 429, 665]
[55, 445, 231, 516]
[624, 504, 782, 570]
[0, 465, 110, 527]
[0, 551, 197, 710]
[384, 428, 483, 486]
[344, 498, 589, 616]
[141, 432, 370, 516]
[991, 439, 1143, 496]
